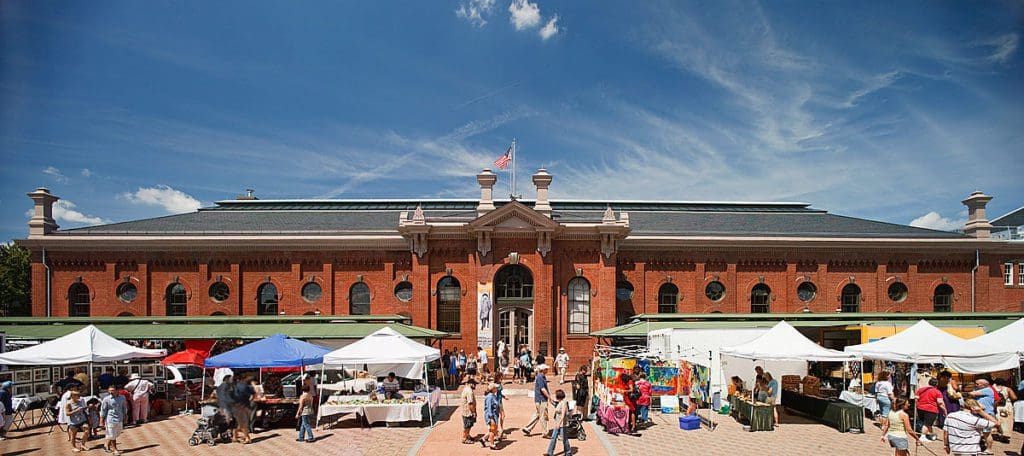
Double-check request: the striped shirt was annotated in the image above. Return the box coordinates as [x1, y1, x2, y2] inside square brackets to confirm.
[943, 410, 992, 454]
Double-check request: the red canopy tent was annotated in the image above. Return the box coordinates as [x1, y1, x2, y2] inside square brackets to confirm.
[161, 340, 216, 366]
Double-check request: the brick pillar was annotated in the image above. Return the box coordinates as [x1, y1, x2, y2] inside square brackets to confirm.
[31, 262, 46, 316]
[232, 262, 243, 315]
[140, 262, 151, 316]
[324, 262, 335, 316]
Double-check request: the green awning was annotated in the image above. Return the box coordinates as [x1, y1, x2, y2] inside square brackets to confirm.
[0, 322, 446, 340]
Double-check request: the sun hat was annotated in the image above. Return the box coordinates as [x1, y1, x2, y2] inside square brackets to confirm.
[559, 347, 565, 352]
[129, 373, 141, 380]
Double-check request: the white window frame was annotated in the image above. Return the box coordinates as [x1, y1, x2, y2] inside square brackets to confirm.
[1019, 262, 1024, 286]
[1005, 262, 1015, 286]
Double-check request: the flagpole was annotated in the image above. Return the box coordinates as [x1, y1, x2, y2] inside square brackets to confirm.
[511, 138, 517, 199]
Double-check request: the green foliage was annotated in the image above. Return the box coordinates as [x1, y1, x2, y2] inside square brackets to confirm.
[0, 242, 32, 316]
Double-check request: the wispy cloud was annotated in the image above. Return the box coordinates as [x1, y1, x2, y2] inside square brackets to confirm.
[539, 16, 560, 40]
[42, 166, 68, 183]
[456, 0, 496, 28]
[984, 33, 1018, 64]
[80, 168, 92, 178]
[119, 185, 203, 214]
[909, 211, 965, 232]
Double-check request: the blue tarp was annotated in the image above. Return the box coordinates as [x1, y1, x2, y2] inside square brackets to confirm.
[204, 333, 331, 368]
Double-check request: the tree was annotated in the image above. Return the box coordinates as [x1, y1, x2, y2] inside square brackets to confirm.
[0, 242, 31, 316]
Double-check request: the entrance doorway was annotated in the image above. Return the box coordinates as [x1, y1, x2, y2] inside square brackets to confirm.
[494, 265, 533, 366]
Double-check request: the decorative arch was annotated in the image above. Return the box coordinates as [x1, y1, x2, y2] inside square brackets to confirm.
[436, 275, 462, 334]
[750, 283, 771, 313]
[256, 281, 279, 315]
[567, 277, 591, 334]
[165, 282, 189, 316]
[68, 281, 92, 317]
[658, 283, 679, 313]
[933, 283, 954, 312]
[349, 281, 371, 315]
[840, 283, 861, 313]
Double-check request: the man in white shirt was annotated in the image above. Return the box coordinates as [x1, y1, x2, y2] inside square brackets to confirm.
[477, 347, 489, 375]
[496, 340, 507, 372]
[124, 373, 154, 424]
[555, 348, 570, 384]
[944, 399, 997, 456]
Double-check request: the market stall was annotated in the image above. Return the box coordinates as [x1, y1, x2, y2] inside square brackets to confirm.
[844, 320, 1019, 374]
[720, 321, 863, 432]
[203, 334, 331, 430]
[729, 394, 774, 431]
[0, 325, 166, 395]
[319, 327, 441, 427]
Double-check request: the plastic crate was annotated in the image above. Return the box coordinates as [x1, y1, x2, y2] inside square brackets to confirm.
[679, 414, 700, 430]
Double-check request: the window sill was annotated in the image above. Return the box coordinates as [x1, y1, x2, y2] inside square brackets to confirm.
[566, 334, 592, 339]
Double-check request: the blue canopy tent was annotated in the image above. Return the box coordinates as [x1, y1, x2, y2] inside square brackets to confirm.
[201, 334, 331, 401]
[205, 334, 331, 368]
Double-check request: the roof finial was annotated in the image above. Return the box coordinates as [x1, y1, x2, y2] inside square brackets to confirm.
[412, 204, 425, 222]
[602, 205, 615, 222]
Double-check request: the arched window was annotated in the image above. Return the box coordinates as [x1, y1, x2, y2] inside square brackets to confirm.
[751, 284, 771, 313]
[567, 278, 591, 334]
[658, 283, 678, 313]
[116, 312, 134, 317]
[349, 282, 370, 315]
[68, 283, 90, 317]
[166, 283, 188, 316]
[257, 282, 278, 315]
[437, 276, 461, 333]
[495, 266, 533, 299]
[840, 284, 861, 313]
[933, 284, 954, 312]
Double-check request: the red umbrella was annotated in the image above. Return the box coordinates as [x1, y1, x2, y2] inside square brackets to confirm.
[161, 340, 216, 366]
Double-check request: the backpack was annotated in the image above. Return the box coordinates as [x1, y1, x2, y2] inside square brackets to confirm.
[991, 386, 1004, 407]
[628, 383, 641, 402]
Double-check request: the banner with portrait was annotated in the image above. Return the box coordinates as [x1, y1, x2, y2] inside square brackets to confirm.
[477, 283, 493, 355]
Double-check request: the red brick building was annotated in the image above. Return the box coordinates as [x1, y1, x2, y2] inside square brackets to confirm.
[16, 169, 1024, 367]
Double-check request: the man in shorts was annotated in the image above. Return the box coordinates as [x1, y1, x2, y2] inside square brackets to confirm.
[100, 385, 128, 455]
[461, 378, 478, 444]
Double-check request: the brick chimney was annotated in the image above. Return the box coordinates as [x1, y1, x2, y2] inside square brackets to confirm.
[27, 187, 59, 237]
[532, 168, 552, 216]
[962, 190, 993, 238]
[476, 169, 497, 216]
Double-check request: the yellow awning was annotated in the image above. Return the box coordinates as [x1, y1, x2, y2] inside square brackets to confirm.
[848, 325, 986, 344]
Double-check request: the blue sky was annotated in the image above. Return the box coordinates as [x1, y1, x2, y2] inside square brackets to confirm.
[1, 0, 1022, 241]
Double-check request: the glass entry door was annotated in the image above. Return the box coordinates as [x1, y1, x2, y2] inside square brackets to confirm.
[498, 308, 532, 357]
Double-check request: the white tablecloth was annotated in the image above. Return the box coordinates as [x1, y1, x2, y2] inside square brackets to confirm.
[319, 379, 377, 394]
[839, 391, 879, 414]
[321, 389, 441, 424]
[318, 395, 370, 419]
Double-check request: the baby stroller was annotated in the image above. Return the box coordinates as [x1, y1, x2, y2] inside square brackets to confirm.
[188, 406, 234, 446]
[566, 412, 587, 441]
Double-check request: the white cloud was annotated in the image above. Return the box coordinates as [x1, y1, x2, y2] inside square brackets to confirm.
[81, 168, 92, 177]
[539, 15, 559, 40]
[456, 0, 496, 27]
[119, 185, 202, 214]
[508, 0, 541, 30]
[909, 211, 966, 232]
[52, 200, 107, 225]
[42, 166, 68, 183]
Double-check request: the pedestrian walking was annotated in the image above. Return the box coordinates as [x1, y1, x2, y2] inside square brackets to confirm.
[442, 349, 452, 387]
[555, 348, 570, 384]
[943, 399, 997, 456]
[64, 390, 89, 452]
[543, 390, 571, 456]
[635, 371, 653, 426]
[0, 381, 13, 441]
[937, 370, 962, 429]
[875, 371, 895, 427]
[124, 373, 154, 424]
[478, 346, 489, 375]
[467, 355, 479, 380]
[100, 384, 129, 455]
[494, 373, 506, 437]
[572, 365, 590, 417]
[519, 349, 533, 384]
[294, 384, 315, 443]
[483, 383, 499, 449]
[880, 398, 921, 456]
[916, 378, 947, 441]
[460, 378, 478, 444]
[233, 373, 255, 444]
[622, 372, 638, 432]
[524, 364, 551, 437]
[457, 349, 468, 379]
[497, 340, 507, 373]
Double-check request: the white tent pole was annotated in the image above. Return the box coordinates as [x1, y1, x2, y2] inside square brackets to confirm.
[424, 359, 434, 427]
[315, 363, 325, 429]
[89, 362, 94, 396]
[200, 367, 206, 403]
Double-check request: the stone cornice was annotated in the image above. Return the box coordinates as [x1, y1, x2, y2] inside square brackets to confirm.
[620, 235, 1024, 252]
[17, 235, 410, 252]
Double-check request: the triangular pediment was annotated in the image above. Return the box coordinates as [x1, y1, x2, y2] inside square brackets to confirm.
[468, 201, 560, 231]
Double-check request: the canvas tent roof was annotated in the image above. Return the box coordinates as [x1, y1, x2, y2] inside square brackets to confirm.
[0, 325, 166, 365]
[322, 327, 440, 378]
[204, 334, 331, 368]
[720, 321, 860, 362]
[843, 320, 1019, 373]
[970, 318, 1024, 356]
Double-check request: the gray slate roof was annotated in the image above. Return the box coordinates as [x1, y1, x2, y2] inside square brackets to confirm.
[55, 199, 964, 239]
[992, 207, 1024, 228]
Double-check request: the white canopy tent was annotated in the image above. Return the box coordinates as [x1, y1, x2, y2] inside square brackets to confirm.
[843, 320, 1019, 373]
[319, 327, 442, 427]
[970, 318, 1024, 356]
[0, 325, 166, 365]
[721, 321, 861, 362]
[0, 325, 166, 394]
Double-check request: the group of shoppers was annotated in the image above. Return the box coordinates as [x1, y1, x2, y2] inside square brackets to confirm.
[878, 369, 1021, 455]
[53, 372, 155, 454]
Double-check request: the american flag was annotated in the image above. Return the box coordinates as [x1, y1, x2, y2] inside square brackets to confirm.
[494, 146, 512, 170]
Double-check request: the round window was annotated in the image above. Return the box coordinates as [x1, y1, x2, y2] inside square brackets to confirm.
[796, 281, 817, 302]
[887, 282, 908, 302]
[302, 282, 323, 303]
[394, 281, 413, 302]
[705, 281, 726, 301]
[116, 282, 137, 303]
[208, 281, 230, 302]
